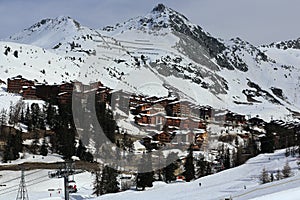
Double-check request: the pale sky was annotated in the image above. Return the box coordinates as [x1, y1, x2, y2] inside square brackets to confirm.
[1, 0, 300, 45]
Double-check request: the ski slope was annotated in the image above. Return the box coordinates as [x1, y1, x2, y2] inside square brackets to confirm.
[0, 149, 299, 200]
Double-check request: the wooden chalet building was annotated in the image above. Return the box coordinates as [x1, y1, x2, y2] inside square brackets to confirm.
[225, 112, 246, 125]
[180, 118, 206, 130]
[153, 131, 173, 143]
[167, 100, 192, 117]
[164, 116, 206, 130]
[96, 87, 112, 103]
[59, 82, 74, 93]
[173, 130, 195, 145]
[153, 96, 178, 110]
[57, 82, 74, 105]
[21, 86, 38, 99]
[36, 84, 59, 101]
[7, 75, 34, 93]
[57, 92, 72, 105]
[132, 103, 152, 115]
[135, 107, 166, 129]
[129, 95, 150, 108]
[199, 106, 213, 120]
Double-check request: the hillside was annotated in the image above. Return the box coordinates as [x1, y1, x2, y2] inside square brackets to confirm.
[0, 149, 298, 200]
[0, 4, 299, 121]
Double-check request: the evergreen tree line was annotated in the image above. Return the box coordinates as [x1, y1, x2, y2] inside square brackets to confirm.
[93, 165, 119, 196]
[2, 128, 22, 162]
[260, 161, 292, 184]
[0, 101, 95, 162]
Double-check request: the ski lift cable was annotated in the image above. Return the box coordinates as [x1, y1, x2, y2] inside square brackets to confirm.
[0, 169, 44, 185]
[0, 174, 48, 193]
[0, 171, 49, 194]
[0, 172, 51, 196]
[0, 177, 50, 196]
[0, 184, 19, 194]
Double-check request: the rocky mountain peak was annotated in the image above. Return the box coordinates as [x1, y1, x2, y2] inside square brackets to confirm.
[26, 16, 81, 32]
[152, 3, 167, 13]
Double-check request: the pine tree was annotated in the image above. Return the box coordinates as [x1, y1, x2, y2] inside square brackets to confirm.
[93, 167, 103, 196]
[224, 148, 231, 169]
[164, 152, 179, 183]
[196, 156, 207, 178]
[183, 145, 195, 182]
[40, 137, 48, 156]
[0, 108, 7, 134]
[31, 103, 41, 130]
[275, 169, 282, 180]
[20, 108, 25, 124]
[285, 147, 290, 157]
[2, 138, 13, 163]
[270, 172, 274, 182]
[261, 124, 275, 153]
[31, 130, 40, 154]
[24, 105, 31, 128]
[235, 146, 243, 166]
[3, 128, 23, 162]
[282, 161, 292, 178]
[259, 167, 270, 184]
[57, 127, 76, 159]
[45, 103, 57, 129]
[93, 165, 120, 196]
[101, 165, 119, 194]
[136, 152, 154, 190]
[13, 128, 23, 157]
[8, 102, 13, 126]
[8, 100, 24, 127]
[76, 139, 87, 159]
[235, 136, 239, 147]
[205, 162, 212, 175]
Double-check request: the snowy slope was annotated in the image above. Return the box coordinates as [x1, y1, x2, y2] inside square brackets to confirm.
[0, 42, 79, 84]
[6, 16, 90, 50]
[0, 149, 299, 200]
[93, 149, 299, 200]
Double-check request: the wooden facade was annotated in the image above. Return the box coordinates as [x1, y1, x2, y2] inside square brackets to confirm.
[225, 112, 246, 125]
[96, 87, 111, 103]
[153, 131, 172, 143]
[36, 84, 59, 101]
[59, 82, 74, 93]
[21, 86, 38, 99]
[173, 131, 195, 144]
[7, 75, 34, 93]
[57, 92, 72, 105]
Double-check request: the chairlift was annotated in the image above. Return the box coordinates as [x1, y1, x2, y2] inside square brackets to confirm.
[48, 171, 58, 178]
[67, 180, 77, 193]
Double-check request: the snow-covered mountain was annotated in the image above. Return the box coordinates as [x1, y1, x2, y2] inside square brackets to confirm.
[1, 4, 300, 120]
[7, 16, 91, 50]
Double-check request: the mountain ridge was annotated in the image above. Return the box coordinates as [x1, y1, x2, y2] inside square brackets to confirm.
[0, 3, 300, 121]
